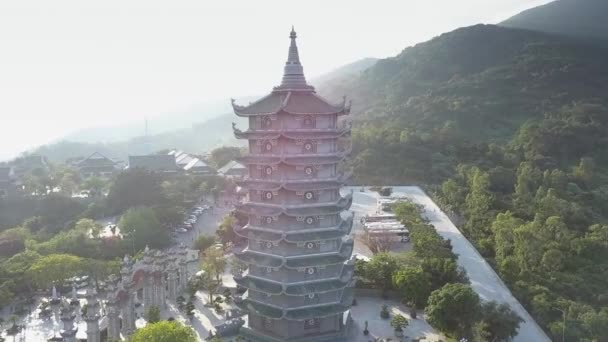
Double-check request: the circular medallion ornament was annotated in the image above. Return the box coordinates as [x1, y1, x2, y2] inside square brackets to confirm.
[307, 267, 315, 274]
[304, 191, 314, 200]
[265, 166, 273, 175]
[265, 216, 273, 224]
[264, 142, 273, 152]
[304, 166, 313, 175]
[266, 241, 273, 249]
[306, 242, 315, 249]
[305, 216, 314, 225]
[264, 192, 273, 200]
[308, 293, 315, 299]
[303, 142, 313, 151]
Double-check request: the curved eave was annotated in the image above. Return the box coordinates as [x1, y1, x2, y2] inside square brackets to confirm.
[237, 263, 355, 296]
[234, 276, 283, 295]
[233, 239, 353, 269]
[232, 91, 348, 117]
[235, 298, 352, 320]
[284, 240, 354, 268]
[235, 216, 353, 243]
[235, 193, 353, 217]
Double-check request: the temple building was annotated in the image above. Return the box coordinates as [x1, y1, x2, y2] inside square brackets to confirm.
[231, 27, 355, 342]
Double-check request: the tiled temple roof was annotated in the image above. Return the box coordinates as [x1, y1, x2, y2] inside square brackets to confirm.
[232, 92, 349, 117]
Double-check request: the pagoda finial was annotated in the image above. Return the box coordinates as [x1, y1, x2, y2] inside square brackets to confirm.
[279, 26, 310, 90]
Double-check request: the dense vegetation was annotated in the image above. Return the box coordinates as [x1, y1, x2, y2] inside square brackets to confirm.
[334, 24, 608, 340]
[0, 163, 232, 311]
[356, 200, 521, 340]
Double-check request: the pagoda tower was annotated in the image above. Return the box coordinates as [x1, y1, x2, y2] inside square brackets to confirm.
[232, 27, 355, 342]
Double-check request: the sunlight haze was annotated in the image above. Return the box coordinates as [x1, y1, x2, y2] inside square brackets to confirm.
[0, 0, 552, 160]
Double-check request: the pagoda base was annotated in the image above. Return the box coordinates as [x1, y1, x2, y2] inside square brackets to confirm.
[238, 311, 352, 342]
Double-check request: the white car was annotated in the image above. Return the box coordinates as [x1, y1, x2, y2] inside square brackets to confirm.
[176, 228, 188, 233]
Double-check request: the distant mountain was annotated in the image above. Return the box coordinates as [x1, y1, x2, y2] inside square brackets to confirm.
[62, 98, 247, 144]
[501, 0, 608, 41]
[33, 114, 246, 163]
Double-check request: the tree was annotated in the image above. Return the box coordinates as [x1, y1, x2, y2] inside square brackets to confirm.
[393, 266, 431, 309]
[26, 254, 85, 288]
[229, 256, 248, 277]
[145, 305, 161, 323]
[359, 229, 395, 254]
[426, 283, 481, 338]
[106, 170, 167, 214]
[208, 146, 242, 169]
[365, 253, 399, 296]
[216, 216, 236, 246]
[194, 234, 216, 253]
[474, 301, 523, 342]
[75, 218, 102, 239]
[195, 272, 220, 304]
[202, 247, 227, 283]
[119, 207, 169, 251]
[82, 176, 106, 197]
[390, 314, 409, 333]
[130, 321, 196, 342]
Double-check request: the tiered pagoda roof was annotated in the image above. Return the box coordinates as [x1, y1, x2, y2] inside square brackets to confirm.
[234, 237, 354, 269]
[235, 192, 352, 217]
[234, 215, 354, 242]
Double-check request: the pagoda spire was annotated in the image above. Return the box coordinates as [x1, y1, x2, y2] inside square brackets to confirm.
[279, 26, 309, 90]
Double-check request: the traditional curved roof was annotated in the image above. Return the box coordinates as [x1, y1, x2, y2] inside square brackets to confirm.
[233, 238, 353, 268]
[235, 192, 353, 217]
[232, 92, 349, 117]
[234, 216, 354, 243]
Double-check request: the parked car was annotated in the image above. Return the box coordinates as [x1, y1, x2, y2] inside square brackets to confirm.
[189, 215, 197, 220]
[176, 228, 188, 233]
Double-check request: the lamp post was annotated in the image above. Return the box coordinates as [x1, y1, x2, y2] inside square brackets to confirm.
[555, 307, 566, 342]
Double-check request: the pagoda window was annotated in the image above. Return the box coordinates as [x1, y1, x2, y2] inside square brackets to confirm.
[303, 191, 315, 201]
[302, 141, 316, 153]
[262, 191, 274, 201]
[262, 142, 273, 154]
[262, 216, 274, 225]
[304, 318, 320, 330]
[263, 166, 273, 178]
[304, 165, 315, 177]
[262, 317, 274, 331]
[304, 293, 320, 305]
[261, 116, 272, 129]
[302, 115, 315, 128]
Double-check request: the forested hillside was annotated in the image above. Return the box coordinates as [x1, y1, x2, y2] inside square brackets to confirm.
[329, 24, 608, 340]
[501, 0, 608, 41]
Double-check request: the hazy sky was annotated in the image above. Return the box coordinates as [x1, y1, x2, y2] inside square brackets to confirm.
[0, 0, 552, 160]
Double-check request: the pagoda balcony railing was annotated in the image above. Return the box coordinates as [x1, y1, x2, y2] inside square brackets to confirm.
[241, 170, 353, 185]
[233, 120, 351, 134]
[244, 144, 352, 159]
